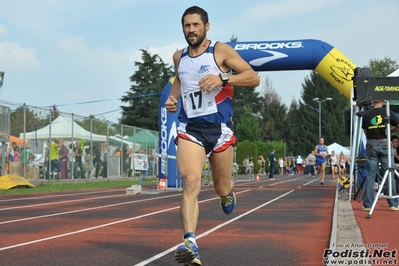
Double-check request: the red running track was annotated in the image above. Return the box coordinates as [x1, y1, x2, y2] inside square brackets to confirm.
[0, 175, 339, 266]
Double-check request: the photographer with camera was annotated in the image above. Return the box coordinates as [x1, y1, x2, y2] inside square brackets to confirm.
[361, 100, 399, 211]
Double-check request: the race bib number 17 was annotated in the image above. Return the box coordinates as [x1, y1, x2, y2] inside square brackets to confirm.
[183, 90, 217, 118]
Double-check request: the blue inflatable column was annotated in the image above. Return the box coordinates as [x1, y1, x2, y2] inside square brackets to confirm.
[159, 79, 180, 187]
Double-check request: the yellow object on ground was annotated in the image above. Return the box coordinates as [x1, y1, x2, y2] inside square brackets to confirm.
[0, 174, 35, 189]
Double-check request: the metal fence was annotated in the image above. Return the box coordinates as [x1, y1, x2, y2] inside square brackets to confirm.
[0, 101, 159, 180]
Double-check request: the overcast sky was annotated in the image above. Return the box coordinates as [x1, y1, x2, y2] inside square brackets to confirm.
[0, 0, 398, 123]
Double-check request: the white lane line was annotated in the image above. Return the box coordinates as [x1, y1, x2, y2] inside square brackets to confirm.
[235, 176, 293, 186]
[0, 193, 181, 225]
[268, 176, 306, 186]
[0, 194, 127, 211]
[302, 177, 321, 186]
[0, 206, 181, 251]
[0, 189, 125, 203]
[134, 190, 295, 266]
[0, 190, 250, 251]
[0, 187, 218, 214]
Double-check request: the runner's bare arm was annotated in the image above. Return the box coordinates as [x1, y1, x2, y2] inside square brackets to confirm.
[198, 42, 260, 91]
[218, 42, 260, 87]
[166, 50, 183, 113]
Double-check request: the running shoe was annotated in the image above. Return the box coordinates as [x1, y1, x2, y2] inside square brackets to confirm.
[390, 206, 399, 211]
[220, 192, 236, 215]
[174, 239, 201, 265]
[362, 207, 371, 211]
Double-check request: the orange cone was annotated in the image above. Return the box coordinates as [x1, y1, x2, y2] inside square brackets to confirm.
[256, 174, 260, 181]
[158, 178, 166, 190]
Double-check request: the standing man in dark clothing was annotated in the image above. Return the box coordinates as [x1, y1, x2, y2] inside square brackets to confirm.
[268, 148, 277, 180]
[74, 141, 84, 179]
[92, 146, 102, 178]
[362, 100, 399, 211]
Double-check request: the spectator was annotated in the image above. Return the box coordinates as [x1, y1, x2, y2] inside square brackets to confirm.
[122, 145, 129, 177]
[84, 148, 92, 178]
[328, 150, 338, 180]
[126, 148, 134, 177]
[338, 151, 347, 176]
[243, 156, 250, 175]
[248, 157, 254, 178]
[285, 157, 290, 175]
[7, 142, 17, 163]
[232, 162, 238, 179]
[290, 158, 296, 175]
[49, 139, 62, 179]
[114, 147, 121, 156]
[278, 157, 284, 175]
[257, 155, 266, 175]
[59, 139, 68, 179]
[302, 158, 308, 176]
[268, 148, 277, 180]
[306, 151, 316, 178]
[44, 141, 50, 178]
[13, 146, 20, 162]
[100, 143, 108, 178]
[68, 143, 75, 178]
[74, 141, 84, 179]
[0, 144, 4, 172]
[92, 145, 102, 178]
[296, 155, 303, 175]
[21, 145, 34, 175]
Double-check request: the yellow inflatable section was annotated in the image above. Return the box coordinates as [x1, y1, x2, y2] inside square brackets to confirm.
[315, 47, 357, 99]
[0, 174, 35, 189]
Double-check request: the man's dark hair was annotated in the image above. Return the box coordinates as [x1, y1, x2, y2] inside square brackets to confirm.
[391, 135, 399, 142]
[181, 6, 209, 26]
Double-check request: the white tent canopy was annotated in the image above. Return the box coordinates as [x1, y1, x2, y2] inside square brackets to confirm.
[21, 116, 107, 142]
[388, 69, 399, 77]
[108, 135, 141, 151]
[328, 142, 351, 156]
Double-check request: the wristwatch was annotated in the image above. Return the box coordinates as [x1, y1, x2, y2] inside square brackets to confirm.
[219, 73, 229, 86]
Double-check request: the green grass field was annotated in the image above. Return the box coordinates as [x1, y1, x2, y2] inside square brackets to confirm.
[0, 178, 158, 195]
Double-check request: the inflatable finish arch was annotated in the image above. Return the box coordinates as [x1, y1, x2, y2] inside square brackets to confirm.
[159, 39, 357, 187]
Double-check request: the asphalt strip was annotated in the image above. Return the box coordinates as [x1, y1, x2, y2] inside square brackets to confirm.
[326, 186, 371, 266]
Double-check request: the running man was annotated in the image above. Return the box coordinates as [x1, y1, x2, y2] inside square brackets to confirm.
[314, 137, 329, 185]
[328, 150, 338, 180]
[165, 6, 260, 265]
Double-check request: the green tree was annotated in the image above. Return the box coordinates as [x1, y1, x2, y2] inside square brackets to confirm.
[229, 35, 264, 139]
[236, 140, 257, 173]
[258, 76, 287, 141]
[261, 141, 285, 174]
[368, 57, 398, 77]
[232, 86, 262, 129]
[235, 108, 262, 142]
[282, 99, 301, 156]
[120, 49, 174, 130]
[10, 105, 42, 138]
[284, 71, 349, 155]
